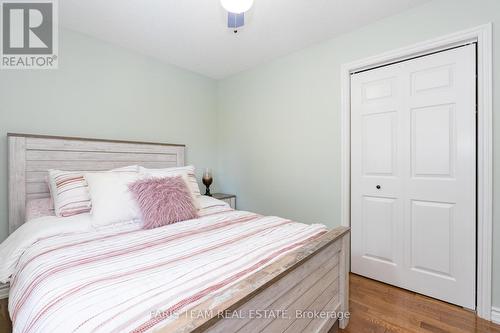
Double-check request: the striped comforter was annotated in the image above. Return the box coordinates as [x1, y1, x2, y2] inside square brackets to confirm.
[8, 204, 327, 333]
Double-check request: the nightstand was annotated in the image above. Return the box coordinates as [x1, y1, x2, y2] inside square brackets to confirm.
[212, 193, 236, 209]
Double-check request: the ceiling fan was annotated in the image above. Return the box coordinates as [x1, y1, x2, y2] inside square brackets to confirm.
[220, 0, 254, 33]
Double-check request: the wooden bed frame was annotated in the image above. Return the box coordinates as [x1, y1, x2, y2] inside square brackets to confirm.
[7, 133, 350, 333]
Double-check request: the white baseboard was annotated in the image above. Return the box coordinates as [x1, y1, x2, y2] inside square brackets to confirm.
[0, 283, 9, 299]
[492, 307, 500, 325]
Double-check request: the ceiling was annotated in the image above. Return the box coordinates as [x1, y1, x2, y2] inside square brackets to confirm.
[60, 0, 431, 79]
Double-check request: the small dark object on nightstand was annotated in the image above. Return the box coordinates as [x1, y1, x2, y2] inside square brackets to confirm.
[202, 168, 213, 196]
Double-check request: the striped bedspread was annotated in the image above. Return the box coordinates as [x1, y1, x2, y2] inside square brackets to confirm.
[8, 205, 327, 333]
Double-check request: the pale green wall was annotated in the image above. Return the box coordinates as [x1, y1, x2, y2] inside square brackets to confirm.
[216, 0, 500, 307]
[0, 29, 218, 241]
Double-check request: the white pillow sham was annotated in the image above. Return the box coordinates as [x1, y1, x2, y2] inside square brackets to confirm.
[85, 171, 142, 227]
[47, 165, 139, 218]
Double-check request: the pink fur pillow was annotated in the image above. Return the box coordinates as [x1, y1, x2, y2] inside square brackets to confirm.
[128, 176, 198, 229]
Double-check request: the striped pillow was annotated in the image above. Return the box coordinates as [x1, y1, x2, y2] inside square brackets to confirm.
[47, 170, 92, 217]
[47, 165, 139, 217]
[139, 165, 202, 207]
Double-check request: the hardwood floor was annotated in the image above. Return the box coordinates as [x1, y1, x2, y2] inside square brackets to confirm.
[1, 274, 499, 333]
[0, 298, 11, 333]
[340, 274, 500, 333]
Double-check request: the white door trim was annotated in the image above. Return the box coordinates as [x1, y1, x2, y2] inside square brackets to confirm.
[340, 23, 493, 320]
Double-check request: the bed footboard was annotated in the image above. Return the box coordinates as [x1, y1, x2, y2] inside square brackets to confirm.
[158, 226, 350, 333]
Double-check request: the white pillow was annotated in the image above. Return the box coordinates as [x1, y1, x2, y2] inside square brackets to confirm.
[85, 172, 141, 226]
[47, 165, 139, 217]
[139, 165, 202, 208]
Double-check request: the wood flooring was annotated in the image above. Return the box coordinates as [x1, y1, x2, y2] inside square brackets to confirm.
[1, 274, 499, 333]
[340, 273, 500, 333]
[0, 298, 11, 333]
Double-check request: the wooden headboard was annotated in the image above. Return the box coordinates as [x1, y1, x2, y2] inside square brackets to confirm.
[8, 133, 185, 234]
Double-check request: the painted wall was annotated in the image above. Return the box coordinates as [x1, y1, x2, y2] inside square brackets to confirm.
[216, 0, 500, 307]
[0, 29, 218, 242]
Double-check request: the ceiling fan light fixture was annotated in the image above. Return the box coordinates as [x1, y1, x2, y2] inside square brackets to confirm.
[220, 0, 254, 14]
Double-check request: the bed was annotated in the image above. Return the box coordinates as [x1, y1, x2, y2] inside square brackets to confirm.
[4, 133, 350, 333]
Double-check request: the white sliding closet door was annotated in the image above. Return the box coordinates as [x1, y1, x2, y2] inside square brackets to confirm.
[350, 44, 476, 309]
